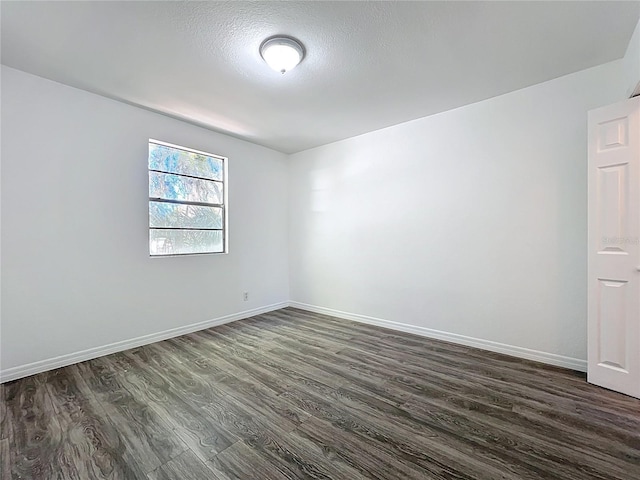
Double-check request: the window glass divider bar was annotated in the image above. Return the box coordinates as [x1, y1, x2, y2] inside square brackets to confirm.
[151, 251, 224, 257]
[149, 168, 224, 183]
[150, 227, 223, 231]
[149, 198, 223, 208]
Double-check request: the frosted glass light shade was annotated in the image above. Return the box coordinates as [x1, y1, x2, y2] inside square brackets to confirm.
[260, 37, 305, 74]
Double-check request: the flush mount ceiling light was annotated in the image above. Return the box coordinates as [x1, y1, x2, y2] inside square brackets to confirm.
[260, 36, 305, 74]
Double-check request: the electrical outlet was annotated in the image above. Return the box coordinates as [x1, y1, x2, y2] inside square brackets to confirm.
[243, 292, 249, 301]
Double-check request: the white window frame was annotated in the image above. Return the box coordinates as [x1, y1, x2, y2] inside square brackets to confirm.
[148, 139, 228, 257]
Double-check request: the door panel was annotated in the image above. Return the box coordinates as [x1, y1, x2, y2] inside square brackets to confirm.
[597, 164, 628, 253]
[597, 279, 628, 371]
[597, 116, 628, 152]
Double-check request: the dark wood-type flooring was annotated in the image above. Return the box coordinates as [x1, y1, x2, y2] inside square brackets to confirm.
[2, 307, 640, 479]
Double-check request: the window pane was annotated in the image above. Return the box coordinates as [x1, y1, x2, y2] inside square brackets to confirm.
[149, 171, 223, 204]
[149, 143, 223, 180]
[150, 229, 223, 255]
[149, 201, 223, 229]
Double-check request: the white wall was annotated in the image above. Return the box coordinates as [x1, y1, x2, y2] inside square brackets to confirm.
[288, 60, 628, 367]
[622, 17, 640, 97]
[1, 66, 289, 377]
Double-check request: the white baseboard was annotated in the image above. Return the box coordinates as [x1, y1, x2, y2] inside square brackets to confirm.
[1, 299, 587, 382]
[0, 302, 288, 383]
[289, 301, 587, 372]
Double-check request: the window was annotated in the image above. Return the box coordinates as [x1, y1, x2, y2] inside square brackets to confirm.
[148, 140, 227, 256]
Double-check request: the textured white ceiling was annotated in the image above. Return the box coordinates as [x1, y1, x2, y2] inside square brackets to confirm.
[2, 1, 639, 153]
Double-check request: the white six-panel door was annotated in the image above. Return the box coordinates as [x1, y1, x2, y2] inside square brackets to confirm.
[588, 96, 640, 399]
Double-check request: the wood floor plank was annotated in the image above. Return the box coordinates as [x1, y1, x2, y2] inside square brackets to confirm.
[3, 374, 63, 479]
[340, 344, 640, 443]
[147, 449, 222, 480]
[181, 332, 295, 395]
[143, 344, 368, 478]
[335, 365, 638, 478]
[278, 373, 538, 479]
[0, 383, 6, 438]
[402, 395, 639, 480]
[216, 407, 369, 480]
[292, 415, 432, 480]
[0, 383, 14, 444]
[370, 339, 638, 415]
[2, 307, 639, 479]
[105, 351, 240, 463]
[212, 323, 280, 352]
[267, 340, 410, 405]
[338, 343, 636, 431]
[1, 438, 10, 480]
[144, 339, 230, 380]
[214, 374, 312, 431]
[261, 311, 365, 349]
[211, 440, 290, 480]
[44, 366, 148, 479]
[75, 357, 189, 474]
